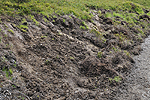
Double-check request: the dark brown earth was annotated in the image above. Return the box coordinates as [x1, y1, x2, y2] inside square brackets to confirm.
[0, 9, 150, 100]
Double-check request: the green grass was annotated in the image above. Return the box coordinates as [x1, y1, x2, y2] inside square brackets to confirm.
[8, 29, 14, 34]
[0, 0, 149, 20]
[129, 0, 150, 7]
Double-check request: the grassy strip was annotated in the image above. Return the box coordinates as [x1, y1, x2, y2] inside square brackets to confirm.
[0, 0, 149, 19]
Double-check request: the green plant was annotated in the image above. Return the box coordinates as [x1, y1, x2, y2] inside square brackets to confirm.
[2, 67, 13, 78]
[9, 69, 13, 75]
[56, 56, 59, 59]
[45, 59, 51, 65]
[90, 29, 100, 36]
[4, 24, 8, 28]
[12, 84, 16, 88]
[0, 37, 2, 42]
[105, 12, 112, 18]
[80, 26, 86, 30]
[53, 15, 57, 19]
[13, 64, 17, 67]
[52, 20, 55, 22]
[112, 46, 118, 52]
[69, 16, 72, 19]
[43, 17, 49, 22]
[63, 19, 66, 23]
[70, 56, 74, 60]
[18, 25, 28, 29]
[6, 44, 9, 47]
[109, 76, 122, 82]
[124, 50, 130, 56]
[97, 51, 103, 58]
[29, 15, 39, 25]
[41, 35, 47, 39]
[8, 29, 14, 34]
[4, 34, 8, 37]
[22, 18, 26, 22]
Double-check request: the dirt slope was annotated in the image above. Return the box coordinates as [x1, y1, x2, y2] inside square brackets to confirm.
[0, 9, 150, 99]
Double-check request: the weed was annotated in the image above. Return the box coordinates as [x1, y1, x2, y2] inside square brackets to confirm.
[4, 24, 8, 28]
[53, 15, 57, 19]
[97, 51, 103, 58]
[45, 59, 51, 65]
[112, 46, 118, 52]
[8, 29, 14, 34]
[13, 64, 17, 67]
[70, 56, 74, 60]
[2, 67, 13, 79]
[124, 50, 130, 56]
[63, 19, 66, 23]
[6, 44, 9, 47]
[29, 15, 39, 25]
[43, 17, 49, 23]
[12, 84, 16, 88]
[9, 69, 13, 75]
[109, 76, 122, 82]
[21, 18, 27, 24]
[113, 12, 124, 18]
[41, 35, 47, 39]
[115, 33, 127, 42]
[105, 12, 112, 18]
[90, 29, 100, 36]
[21, 29, 27, 32]
[18, 25, 28, 30]
[147, 12, 150, 16]
[0, 37, 2, 42]
[52, 20, 55, 22]
[56, 56, 59, 59]
[0, 18, 2, 23]
[80, 26, 86, 30]
[69, 16, 72, 19]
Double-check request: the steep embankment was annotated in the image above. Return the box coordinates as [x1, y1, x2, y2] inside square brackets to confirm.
[0, 0, 150, 99]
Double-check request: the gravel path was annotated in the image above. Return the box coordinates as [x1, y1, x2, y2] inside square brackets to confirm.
[116, 36, 150, 100]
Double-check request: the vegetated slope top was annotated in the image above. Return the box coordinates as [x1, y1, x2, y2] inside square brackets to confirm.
[0, 0, 150, 20]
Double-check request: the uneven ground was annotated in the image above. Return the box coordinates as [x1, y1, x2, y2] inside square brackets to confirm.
[0, 1, 150, 100]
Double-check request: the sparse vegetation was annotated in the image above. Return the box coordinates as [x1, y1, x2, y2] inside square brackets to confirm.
[0, 37, 2, 42]
[8, 29, 14, 34]
[109, 76, 122, 82]
[97, 51, 103, 58]
[80, 26, 86, 30]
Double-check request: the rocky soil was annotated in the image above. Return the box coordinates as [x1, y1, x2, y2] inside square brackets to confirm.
[0, 9, 150, 100]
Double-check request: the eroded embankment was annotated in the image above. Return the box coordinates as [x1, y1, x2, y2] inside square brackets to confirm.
[0, 8, 150, 99]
